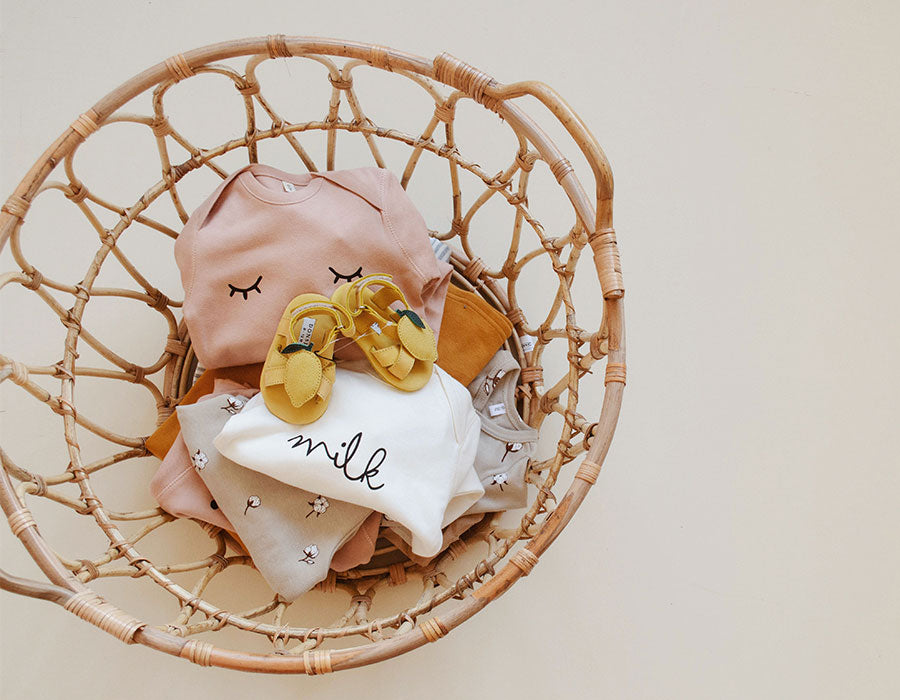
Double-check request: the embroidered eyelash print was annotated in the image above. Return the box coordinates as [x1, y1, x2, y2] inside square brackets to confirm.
[328, 266, 362, 284]
[228, 275, 262, 300]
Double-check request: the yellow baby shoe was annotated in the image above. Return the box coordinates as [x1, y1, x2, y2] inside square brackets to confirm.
[331, 273, 437, 391]
[260, 293, 352, 424]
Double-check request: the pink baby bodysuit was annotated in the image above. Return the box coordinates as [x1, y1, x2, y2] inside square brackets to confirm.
[174, 163, 452, 369]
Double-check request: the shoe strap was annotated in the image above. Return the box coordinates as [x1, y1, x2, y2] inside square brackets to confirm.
[287, 301, 352, 348]
[289, 301, 350, 331]
[345, 273, 411, 319]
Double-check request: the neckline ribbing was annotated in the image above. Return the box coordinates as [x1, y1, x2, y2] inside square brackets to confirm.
[237, 163, 324, 204]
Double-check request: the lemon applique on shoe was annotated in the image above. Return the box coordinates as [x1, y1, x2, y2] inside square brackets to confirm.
[260, 294, 352, 424]
[332, 273, 437, 391]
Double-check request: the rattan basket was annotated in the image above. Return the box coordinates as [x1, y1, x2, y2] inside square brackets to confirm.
[0, 35, 625, 673]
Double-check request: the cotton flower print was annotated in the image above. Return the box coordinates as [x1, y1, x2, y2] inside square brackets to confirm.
[244, 495, 261, 514]
[481, 369, 505, 396]
[221, 396, 246, 415]
[501, 442, 523, 462]
[191, 450, 208, 471]
[306, 495, 329, 518]
[299, 544, 319, 565]
[490, 473, 509, 491]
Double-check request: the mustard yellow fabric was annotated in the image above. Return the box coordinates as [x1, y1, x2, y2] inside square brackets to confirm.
[438, 285, 513, 386]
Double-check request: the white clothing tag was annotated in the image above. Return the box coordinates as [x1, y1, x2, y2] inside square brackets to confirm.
[370, 322, 382, 335]
[488, 403, 507, 417]
[298, 318, 316, 346]
[519, 335, 536, 353]
[282, 181, 297, 192]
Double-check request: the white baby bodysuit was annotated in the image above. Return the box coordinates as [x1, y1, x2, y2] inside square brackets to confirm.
[214, 365, 483, 557]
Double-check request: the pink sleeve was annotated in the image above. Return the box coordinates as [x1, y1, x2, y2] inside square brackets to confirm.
[381, 170, 453, 337]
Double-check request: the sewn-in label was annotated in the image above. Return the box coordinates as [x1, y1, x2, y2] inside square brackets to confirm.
[519, 335, 536, 353]
[282, 181, 297, 192]
[488, 403, 507, 417]
[370, 322, 382, 335]
[298, 318, 316, 346]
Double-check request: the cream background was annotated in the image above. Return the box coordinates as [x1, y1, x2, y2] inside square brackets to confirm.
[1, 1, 899, 698]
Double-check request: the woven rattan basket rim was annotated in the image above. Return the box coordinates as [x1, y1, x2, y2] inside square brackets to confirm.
[0, 35, 626, 674]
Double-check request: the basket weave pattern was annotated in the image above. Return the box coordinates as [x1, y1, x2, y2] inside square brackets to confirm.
[0, 36, 625, 673]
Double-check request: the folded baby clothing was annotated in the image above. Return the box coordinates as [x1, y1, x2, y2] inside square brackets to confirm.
[146, 285, 512, 459]
[178, 394, 373, 600]
[145, 363, 262, 460]
[464, 349, 538, 515]
[214, 365, 483, 558]
[174, 164, 452, 369]
[152, 381, 374, 571]
[383, 513, 486, 567]
[439, 285, 514, 386]
[330, 511, 382, 572]
[149, 379, 258, 530]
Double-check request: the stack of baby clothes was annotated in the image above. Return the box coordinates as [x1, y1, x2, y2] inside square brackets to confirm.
[147, 164, 538, 600]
